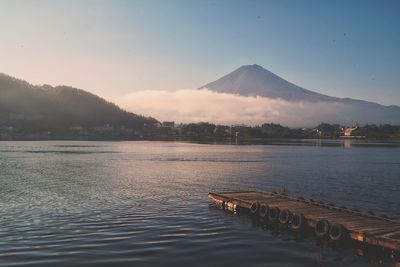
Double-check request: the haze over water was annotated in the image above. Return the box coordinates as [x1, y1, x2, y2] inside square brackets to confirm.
[1, 140, 399, 267]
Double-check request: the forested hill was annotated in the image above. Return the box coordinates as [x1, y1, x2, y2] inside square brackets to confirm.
[0, 73, 157, 135]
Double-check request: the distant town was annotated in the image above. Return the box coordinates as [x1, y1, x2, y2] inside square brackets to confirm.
[1, 121, 399, 141]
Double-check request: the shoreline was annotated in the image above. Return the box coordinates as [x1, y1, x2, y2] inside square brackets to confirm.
[1, 137, 400, 148]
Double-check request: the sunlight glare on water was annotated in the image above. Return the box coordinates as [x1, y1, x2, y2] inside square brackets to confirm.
[0, 141, 399, 267]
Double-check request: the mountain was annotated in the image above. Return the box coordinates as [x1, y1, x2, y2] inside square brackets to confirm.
[0, 73, 157, 136]
[201, 64, 339, 102]
[201, 64, 400, 125]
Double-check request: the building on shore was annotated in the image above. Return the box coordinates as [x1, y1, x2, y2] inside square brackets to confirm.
[344, 126, 358, 136]
[340, 125, 365, 139]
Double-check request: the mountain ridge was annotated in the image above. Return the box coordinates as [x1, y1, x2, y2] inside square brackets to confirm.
[199, 64, 400, 125]
[0, 72, 157, 135]
[201, 64, 399, 109]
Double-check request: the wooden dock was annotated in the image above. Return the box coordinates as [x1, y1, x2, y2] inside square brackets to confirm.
[208, 191, 400, 252]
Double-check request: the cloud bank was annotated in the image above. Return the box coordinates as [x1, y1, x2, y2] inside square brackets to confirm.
[115, 89, 353, 127]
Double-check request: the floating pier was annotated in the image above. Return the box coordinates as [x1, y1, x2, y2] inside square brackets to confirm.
[208, 191, 400, 252]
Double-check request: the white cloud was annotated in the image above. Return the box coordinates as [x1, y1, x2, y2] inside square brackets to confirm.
[115, 89, 350, 127]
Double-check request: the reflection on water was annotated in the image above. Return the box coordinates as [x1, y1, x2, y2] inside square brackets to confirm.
[343, 139, 352, 148]
[0, 140, 399, 267]
[210, 203, 400, 265]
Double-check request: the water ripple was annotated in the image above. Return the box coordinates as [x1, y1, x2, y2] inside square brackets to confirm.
[0, 141, 399, 266]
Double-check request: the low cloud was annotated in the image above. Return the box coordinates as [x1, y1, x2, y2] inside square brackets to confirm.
[115, 89, 348, 127]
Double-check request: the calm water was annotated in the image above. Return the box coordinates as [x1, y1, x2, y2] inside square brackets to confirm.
[0, 140, 399, 267]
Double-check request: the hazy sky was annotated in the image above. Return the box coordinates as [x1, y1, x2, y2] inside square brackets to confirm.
[0, 0, 399, 105]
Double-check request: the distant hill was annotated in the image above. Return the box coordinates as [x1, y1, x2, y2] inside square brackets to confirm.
[200, 64, 400, 125]
[0, 73, 157, 135]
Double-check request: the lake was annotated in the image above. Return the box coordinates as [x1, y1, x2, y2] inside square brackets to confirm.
[1, 140, 399, 266]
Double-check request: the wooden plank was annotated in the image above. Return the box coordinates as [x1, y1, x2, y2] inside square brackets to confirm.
[380, 230, 400, 240]
[214, 194, 391, 228]
[209, 191, 400, 252]
[278, 194, 392, 221]
[346, 220, 398, 228]
[362, 226, 400, 236]
[226, 194, 385, 221]
[352, 226, 399, 235]
[218, 192, 394, 223]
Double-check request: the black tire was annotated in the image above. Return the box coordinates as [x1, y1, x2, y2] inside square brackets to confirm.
[291, 213, 306, 230]
[250, 202, 259, 214]
[259, 204, 268, 218]
[315, 219, 330, 238]
[278, 209, 292, 224]
[329, 223, 346, 241]
[268, 207, 280, 222]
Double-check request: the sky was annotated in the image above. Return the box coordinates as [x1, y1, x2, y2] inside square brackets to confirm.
[0, 0, 399, 105]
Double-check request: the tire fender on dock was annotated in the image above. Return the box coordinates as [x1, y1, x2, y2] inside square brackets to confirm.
[259, 203, 269, 218]
[291, 213, 306, 230]
[278, 209, 292, 224]
[250, 202, 259, 214]
[315, 219, 330, 238]
[268, 207, 280, 222]
[329, 223, 347, 241]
